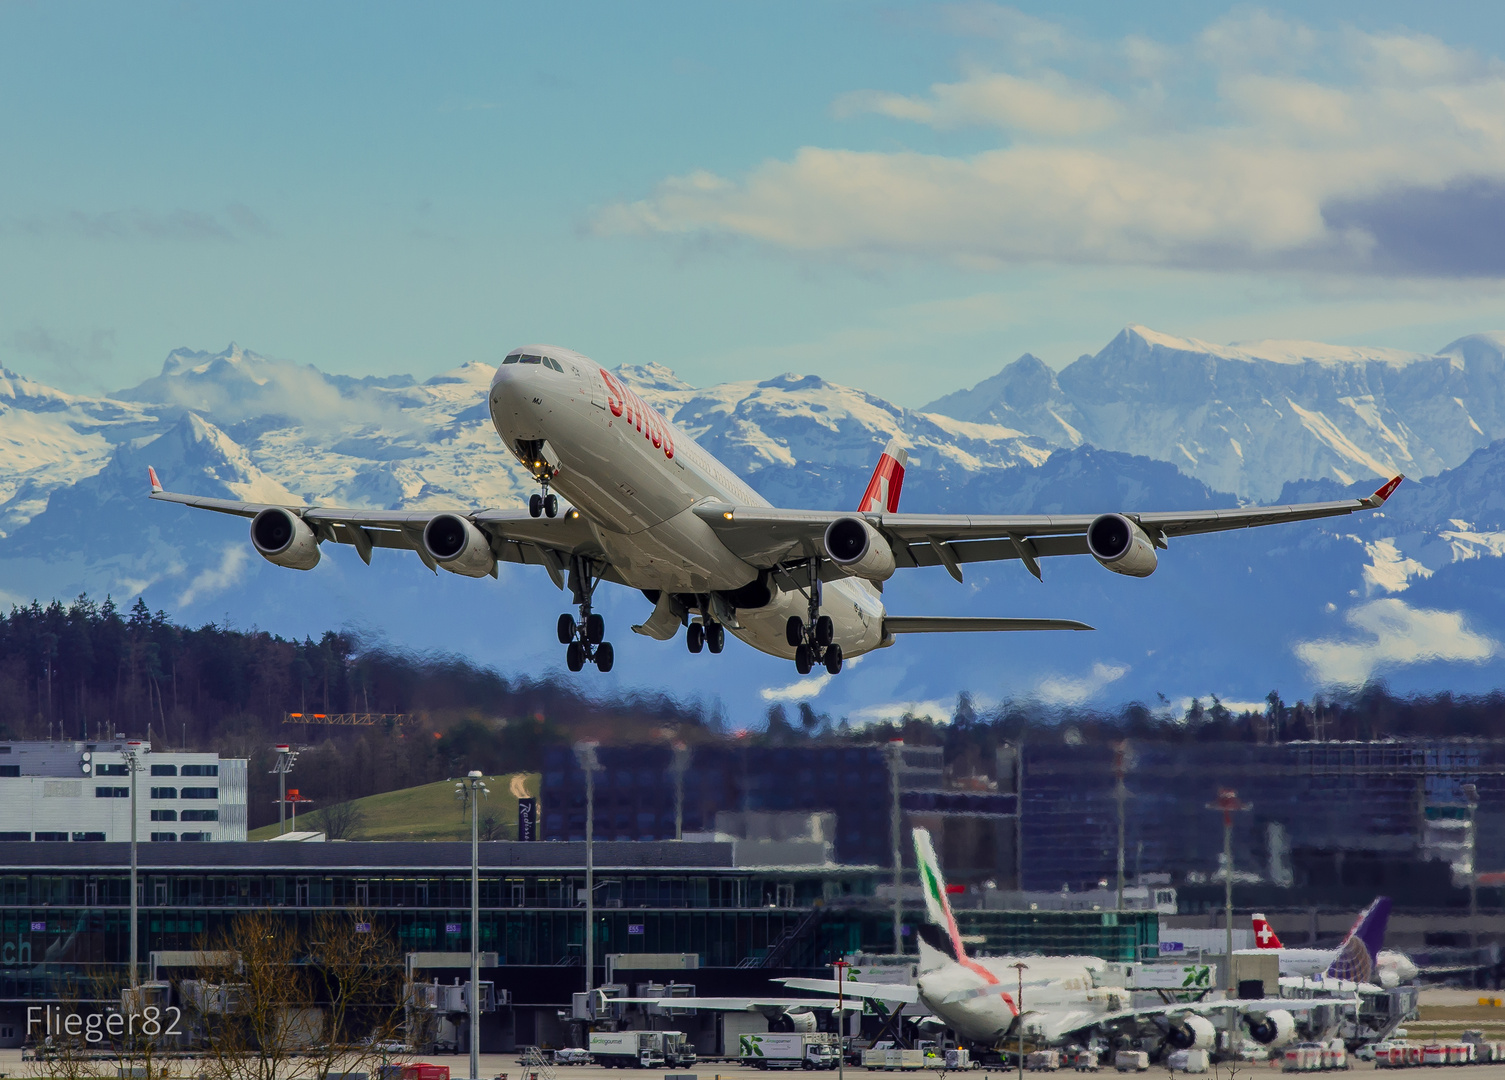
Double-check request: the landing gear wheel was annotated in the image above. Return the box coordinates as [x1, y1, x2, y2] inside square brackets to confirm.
[585, 613, 605, 644]
[794, 644, 813, 675]
[557, 614, 576, 644]
[785, 616, 804, 648]
[815, 615, 835, 647]
[529, 493, 543, 518]
[824, 643, 843, 675]
[707, 622, 725, 653]
[687, 622, 704, 653]
[544, 493, 559, 518]
[595, 642, 614, 672]
[565, 641, 584, 672]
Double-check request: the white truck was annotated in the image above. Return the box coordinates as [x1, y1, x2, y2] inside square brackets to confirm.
[589, 1031, 697, 1068]
[741, 1033, 840, 1070]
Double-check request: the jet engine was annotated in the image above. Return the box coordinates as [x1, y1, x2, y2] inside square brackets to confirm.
[422, 514, 496, 578]
[1165, 1014, 1216, 1051]
[823, 517, 896, 581]
[1086, 514, 1158, 577]
[769, 1009, 818, 1033]
[250, 507, 320, 570]
[1245, 1009, 1297, 1048]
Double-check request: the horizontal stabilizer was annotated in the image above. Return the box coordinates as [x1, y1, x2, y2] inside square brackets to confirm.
[885, 616, 1093, 634]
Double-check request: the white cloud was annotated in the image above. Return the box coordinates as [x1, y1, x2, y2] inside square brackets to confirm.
[1035, 661, 1129, 705]
[597, 16, 1505, 278]
[1294, 597, 1498, 685]
[849, 697, 952, 724]
[761, 673, 833, 702]
[177, 546, 250, 608]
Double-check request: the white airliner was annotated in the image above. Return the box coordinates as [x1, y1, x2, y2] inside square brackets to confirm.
[149, 344, 1404, 674]
[1252, 908, 1418, 987]
[626, 828, 1322, 1054]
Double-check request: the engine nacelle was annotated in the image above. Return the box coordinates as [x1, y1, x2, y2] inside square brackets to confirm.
[1086, 513, 1158, 577]
[250, 508, 320, 571]
[423, 514, 495, 578]
[1245, 1009, 1297, 1048]
[1165, 1014, 1217, 1051]
[823, 516, 896, 582]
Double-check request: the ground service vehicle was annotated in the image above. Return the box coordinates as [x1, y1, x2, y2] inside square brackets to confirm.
[742, 1033, 839, 1070]
[588, 1031, 695, 1068]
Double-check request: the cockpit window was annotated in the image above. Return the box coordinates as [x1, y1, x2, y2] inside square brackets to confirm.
[502, 354, 520, 364]
[520, 354, 542, 364]
[545, 357, 565, 373]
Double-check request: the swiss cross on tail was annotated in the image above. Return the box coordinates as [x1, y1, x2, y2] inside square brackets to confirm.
[1251, 913, 1284, 949]
[859, 439, 908, 513]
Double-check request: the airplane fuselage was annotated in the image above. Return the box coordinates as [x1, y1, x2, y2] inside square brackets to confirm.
[488, 346, 887, 661]
[915, 955, 1122, 1044]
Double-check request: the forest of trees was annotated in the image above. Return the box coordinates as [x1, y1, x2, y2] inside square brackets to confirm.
[3, 594, 1504, 829]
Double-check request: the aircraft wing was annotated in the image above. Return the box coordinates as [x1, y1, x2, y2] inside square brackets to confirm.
[147, 469, 601, 587]
[612, 996, 859, 1012]
[776, 977, 921, 1004]
[693, 476, 1403, 582]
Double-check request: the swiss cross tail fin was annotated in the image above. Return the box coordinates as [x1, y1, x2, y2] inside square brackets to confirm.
[859, 438, 907, 514]
[1325, 896, 1392, 982]
[1251, 913, 1284, 949]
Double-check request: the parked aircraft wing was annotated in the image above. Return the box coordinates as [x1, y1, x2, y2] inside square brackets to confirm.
[775, 977, 921, 1004]
[148, 469, 604, 586]
[612, 996, 858, 1012]
[693, 476, 1403, 580]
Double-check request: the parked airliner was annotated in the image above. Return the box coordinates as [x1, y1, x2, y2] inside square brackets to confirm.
[149, 344, 1403, 674]
[1252, 907, 1418, 987]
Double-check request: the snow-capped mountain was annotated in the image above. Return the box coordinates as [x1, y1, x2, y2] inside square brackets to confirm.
[925, 326, 1505, 501]
[2, 327, 1505, 725]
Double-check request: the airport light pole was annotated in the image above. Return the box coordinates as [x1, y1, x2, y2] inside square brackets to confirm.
[1113, 741, 1131, 911]
[573, 742, 603, 998]
[887, 740, 904, 954]
[1464, 783, 1479, 944]
[1011, 961, 1027, 1080]
[668, 740, 691, 840]
[121, 740, 148, 991]
[455, 771, 489, 1080]
[834, 958, 849, 1080]
[270, 744, 299, 835]
[1208, 788, 1251, 1014]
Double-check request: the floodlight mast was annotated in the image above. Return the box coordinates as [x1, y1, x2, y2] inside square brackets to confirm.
[455, 770, 489, 1080]
[270, 744, 299, 835]
[121, 740, 149, 991]
[573, 742, 603, 999]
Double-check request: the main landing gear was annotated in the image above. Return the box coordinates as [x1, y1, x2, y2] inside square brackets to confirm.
[559, 556, 613, 672]
[686, 618, 725, 655]
[785, 563, 843, 676]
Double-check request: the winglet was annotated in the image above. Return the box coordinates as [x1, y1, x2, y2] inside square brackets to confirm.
[1365, 475, 1404, 507]
[148, 466, 163, 494]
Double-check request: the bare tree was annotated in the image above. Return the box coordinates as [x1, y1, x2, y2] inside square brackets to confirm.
[312, 800, 367, 841]
[189, 909, 404, 1080]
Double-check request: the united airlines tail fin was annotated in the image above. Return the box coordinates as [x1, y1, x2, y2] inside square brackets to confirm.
[858, 439, 907, 514]
[1252, 913, 1284, 949]
[1325, 896, 1392, 982]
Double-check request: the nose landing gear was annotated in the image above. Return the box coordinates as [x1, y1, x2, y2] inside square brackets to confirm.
[685, 603, 727, 656]
[529, 488, 559, 518]
[785, 562, 844, 675]
[560, 557, 613, 672]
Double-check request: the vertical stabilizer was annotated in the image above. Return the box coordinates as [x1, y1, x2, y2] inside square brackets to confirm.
[912, 827, 1013, 1012]
[1325, 896, 1392, 982]
[858, 439, 907, 513]
[1251, 913, 1284, 949]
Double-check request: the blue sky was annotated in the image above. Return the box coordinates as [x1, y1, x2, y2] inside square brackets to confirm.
[4, 2, 1505, 404]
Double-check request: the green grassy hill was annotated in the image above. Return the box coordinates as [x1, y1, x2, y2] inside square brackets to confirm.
[248, 773, 540, 841]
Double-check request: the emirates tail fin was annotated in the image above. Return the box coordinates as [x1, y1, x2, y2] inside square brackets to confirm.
[859, 438, 907, 514]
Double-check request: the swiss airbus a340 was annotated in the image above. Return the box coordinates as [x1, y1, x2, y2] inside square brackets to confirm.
[149, 345, 1404, 675]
